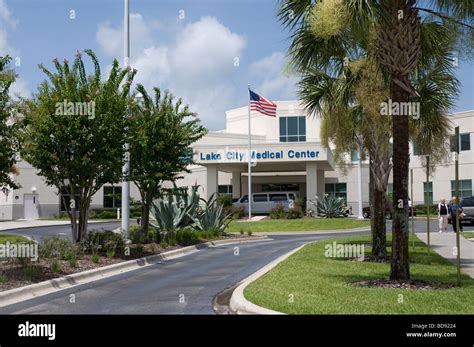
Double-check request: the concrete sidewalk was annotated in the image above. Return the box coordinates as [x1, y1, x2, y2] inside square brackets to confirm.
[417, 231, 474, 278]
[0, 219, 114, 232]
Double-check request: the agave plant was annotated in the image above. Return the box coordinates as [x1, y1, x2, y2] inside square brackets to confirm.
[149, 184, 200, 237]
[312, 194, 346, 218]
[189, 193, 232, 235]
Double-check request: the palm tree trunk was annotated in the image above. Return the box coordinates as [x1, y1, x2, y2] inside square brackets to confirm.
[372, 184, 387, 258]
[390, 82, 411, 280]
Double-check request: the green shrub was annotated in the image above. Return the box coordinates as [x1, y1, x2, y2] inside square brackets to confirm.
[130, 209, 142, 218]
[247, 230, 252, 236]
[239, 229, 244, 235]
[226, 206, 245, 219]
[414, 204, 437, 214]
[129, 244, 144, 258]
[217, 194, 233, 207]
[40, 236, 82, 261]
[81, 230, 125, 257]
[175, 228, 199, 246]
[98, 210, 117, 219]
[51, 260, 62, 273]
[287, 207, 303, 219]
[88, 208, 118, 219]
[295, 197, 306, 212]
[91, 254, 100, 263]
[68, 258, 77, 268]
[160, 241, 169, 249]
[129, 225, 146, 244]
[270, 204, 286, 219]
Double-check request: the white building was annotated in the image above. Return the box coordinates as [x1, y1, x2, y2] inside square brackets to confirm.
[0, 102, 472, 220]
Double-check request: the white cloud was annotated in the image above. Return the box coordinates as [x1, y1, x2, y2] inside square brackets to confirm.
[9, 77, 31, 99]
[0, 29, 19, 57]
[0, 0, 18, 27]
[96, 13, 153, 58]
[250, 52, 298, 100]
[0, 1, 31, 98]
[97, 15, 246, 129]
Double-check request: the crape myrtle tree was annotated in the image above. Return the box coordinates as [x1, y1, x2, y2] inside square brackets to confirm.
[20, 50, 136, 242]
[0, 56, 20, 192]
[278, 0, 472, 280]
[129, 84, 207, 233]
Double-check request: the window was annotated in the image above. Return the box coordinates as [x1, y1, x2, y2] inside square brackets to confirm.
[450, 133, 471, 152]
[387, 183, 393, 195]
[279, 116, 306, 142]
[59, 187, 81, 212]
[460, 133, 471, 151]
[218, 185, 233, 196]
[451, 180, 472, 198]
[325, 183, 347, 202]
[103, 186, 122, 208]
[351, 150, 359, 162]
[413, 143, 421, 156]
[461, 196, 474, 207]
[240, 195, 248, 203]
[253, 194, 268, 202]
[423, 182, 433, 205]
[269, 194, 288, 202]
[262, 183, 299, 192]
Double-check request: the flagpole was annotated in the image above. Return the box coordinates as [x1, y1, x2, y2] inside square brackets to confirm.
[247, 84, 252, 221]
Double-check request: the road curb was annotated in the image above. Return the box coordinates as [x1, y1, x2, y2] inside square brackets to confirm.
[229, 242, 309, 315]
[0, 236, 268, 308]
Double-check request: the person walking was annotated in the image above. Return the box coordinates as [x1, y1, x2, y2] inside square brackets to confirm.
[448, 196, 463, 233]
[438, 198, 449, 233]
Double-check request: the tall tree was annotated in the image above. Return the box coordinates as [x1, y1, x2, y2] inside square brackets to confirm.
[20, 50, 135, 241]
[278, 0, 472, 279]
[0, 55, 20, 192]
[376, 0, 471, 279]
[129, 84, 207, 233]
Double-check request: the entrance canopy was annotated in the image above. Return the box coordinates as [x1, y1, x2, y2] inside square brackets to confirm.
[194, 141, 334, 173]
[194, 141, 335, 213]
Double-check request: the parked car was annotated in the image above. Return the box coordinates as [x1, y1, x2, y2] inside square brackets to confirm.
[233, 191, 299, 214]
[362, 200, 417, 219]
[460, 196, 474, 224]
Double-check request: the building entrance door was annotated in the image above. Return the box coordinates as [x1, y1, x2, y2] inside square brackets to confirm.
[24, 194, 39, 219]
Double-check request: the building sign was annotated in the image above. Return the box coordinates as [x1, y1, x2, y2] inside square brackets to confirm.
[196, 148, 320, 163]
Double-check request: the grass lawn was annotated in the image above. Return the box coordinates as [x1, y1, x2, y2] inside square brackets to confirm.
[227, 218, 370, 233]
[0, 234, 31, 244]
[244, 234, 474, 314]
[462, 232, 474, 239]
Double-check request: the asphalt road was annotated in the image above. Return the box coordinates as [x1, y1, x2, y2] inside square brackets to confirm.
[0, 219, 472, 314]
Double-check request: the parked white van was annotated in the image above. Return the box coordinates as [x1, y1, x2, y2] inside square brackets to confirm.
[232, 191, 299, 214]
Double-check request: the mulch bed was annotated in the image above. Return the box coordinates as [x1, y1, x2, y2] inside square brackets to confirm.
[0, 236, 258, 292]
[353, 279, 455, 290]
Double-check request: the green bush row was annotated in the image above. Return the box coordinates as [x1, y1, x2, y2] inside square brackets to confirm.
[270, 206, 304, 219]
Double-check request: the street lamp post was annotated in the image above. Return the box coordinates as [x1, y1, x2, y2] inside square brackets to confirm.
[121, 0, 130, 238]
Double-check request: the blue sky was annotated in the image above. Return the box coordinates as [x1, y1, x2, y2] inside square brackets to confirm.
[1, 0, 473, 130]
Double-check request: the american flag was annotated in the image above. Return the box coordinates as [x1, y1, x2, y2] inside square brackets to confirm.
[249, 90, 277, 117]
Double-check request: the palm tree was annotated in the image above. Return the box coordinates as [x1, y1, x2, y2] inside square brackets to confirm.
[278, 0, 471, 279]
